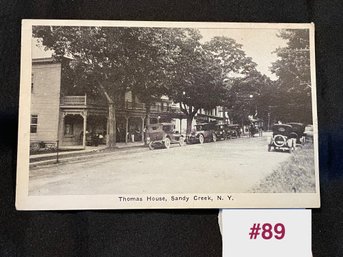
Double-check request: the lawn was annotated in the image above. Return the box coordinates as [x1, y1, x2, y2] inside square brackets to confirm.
[251, 144, 316, 193]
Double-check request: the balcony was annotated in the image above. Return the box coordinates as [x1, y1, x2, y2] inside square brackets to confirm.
[60, 96, 145, 111]
[60, 96, 87, 106]
[124, 101, 145, 110]
[150, 105, 181, 113]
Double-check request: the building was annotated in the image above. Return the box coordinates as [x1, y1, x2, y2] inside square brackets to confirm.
[30, 57, 228, 151]
[30, 57, 61, 151]
[30, 57, 187, 150]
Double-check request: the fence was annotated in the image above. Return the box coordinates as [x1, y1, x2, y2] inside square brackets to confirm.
[30, 140, 60, 163]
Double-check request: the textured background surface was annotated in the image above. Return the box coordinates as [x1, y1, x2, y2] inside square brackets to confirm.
[1, 1, 343, 256]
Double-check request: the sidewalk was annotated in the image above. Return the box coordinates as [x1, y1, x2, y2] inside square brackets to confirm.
[30, 142, 146, 167]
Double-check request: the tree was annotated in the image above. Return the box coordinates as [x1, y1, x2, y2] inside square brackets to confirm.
[128, 28, 194, 128]
[270, 29, 312, 124]
[203, 36, 257, 78]
[164, 30, 227, 134]
[202, 36, 260, 126]
[33, 26, 179, 147]
[226, 71, 274, 127]
[167, 35, 257, 134]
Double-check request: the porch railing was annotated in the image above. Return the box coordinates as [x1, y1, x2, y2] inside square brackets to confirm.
[60, 96, 182, 113]
[124, 101, 145, 110]
[150, 105, 181, 113]
[60, 96, 87, 106]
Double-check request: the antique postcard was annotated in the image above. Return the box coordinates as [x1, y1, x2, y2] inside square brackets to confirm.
[16, 20, 320, 210]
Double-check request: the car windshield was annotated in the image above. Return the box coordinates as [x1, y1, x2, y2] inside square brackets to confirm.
[305, 125, 313, 132]
[163, 125, 174, 132]
[195, 125, 203, 131]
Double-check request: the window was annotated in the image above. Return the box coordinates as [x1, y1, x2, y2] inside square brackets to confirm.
[30, 115, 38, 133]
[31, 73, 34, 93]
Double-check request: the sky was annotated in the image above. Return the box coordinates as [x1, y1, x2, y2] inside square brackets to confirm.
[32, 38, 54, 58]
[199, 28, 287, 80]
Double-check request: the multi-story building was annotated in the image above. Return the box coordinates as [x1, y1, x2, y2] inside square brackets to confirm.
[30, 56, 228, 151]
[30, 57, 188, 150]
[30, 57, 61, 150]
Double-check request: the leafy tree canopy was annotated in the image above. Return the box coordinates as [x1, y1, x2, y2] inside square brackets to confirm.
[271, 29, 311, 95]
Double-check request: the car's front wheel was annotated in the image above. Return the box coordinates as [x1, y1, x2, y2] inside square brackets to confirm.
[289, 146, 295, 153]
[198, 134, 204, 144]
[212, 133, 217, 142]
[163, 138, 171, 149]
[148, 141, 154, 150]
[179, 136, 185, 146]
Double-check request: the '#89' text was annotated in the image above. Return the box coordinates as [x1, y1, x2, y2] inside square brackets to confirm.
[249, 223, 285, 240]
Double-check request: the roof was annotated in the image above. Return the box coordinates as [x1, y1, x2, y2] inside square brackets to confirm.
[160, 123, 175, 126]
[272, 124, 292, 128]
[32, 57, 57, 64]
[147, 123, 174, 127]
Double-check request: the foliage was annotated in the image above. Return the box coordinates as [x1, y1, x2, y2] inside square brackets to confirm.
[33, 26, 188, 146]
[270, 29, 312, 124]
[251, 145, 315, 193]
[226, 71, 275, 125]
[166, 35, 258, 133]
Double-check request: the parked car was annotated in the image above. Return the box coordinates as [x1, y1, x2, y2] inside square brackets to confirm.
[214, 124, 229, 140]
[227, 124, 241, 138]
[249, 123, 259, 137]
[287, 122, 306, 144]
[146, 123, 184, 150]
[304, 124, 314, 143]
[268, 124, 297, 153]
[86, 132, 102, 146]
[187, 123, 217, 144]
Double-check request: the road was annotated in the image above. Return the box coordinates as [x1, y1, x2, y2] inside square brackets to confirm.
[29, 134, 292, 195]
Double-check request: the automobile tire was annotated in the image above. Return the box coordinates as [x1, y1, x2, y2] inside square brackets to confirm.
[212, 133, 217, 142]
[148, 141, 154, 150]
[198, 134, 204, 144]
[163, 138, 171, 149]
[179, 136, 185, 147]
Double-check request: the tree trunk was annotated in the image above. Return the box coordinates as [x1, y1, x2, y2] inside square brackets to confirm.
[107, 101, 116, 148]
[144, 103, 151, 145]
[97, 81, 117, 148]
[186, 115, 194, 135]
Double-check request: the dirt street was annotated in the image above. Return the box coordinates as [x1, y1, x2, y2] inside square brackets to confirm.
[29, 134, 291, 195]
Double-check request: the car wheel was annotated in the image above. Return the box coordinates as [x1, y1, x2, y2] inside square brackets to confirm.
[179, 136, 185, 146]
[198, 134, 204, 144]
[212, 133, 217, 142]
[148, 141, 154, 150]
[163, 138, 171, 149]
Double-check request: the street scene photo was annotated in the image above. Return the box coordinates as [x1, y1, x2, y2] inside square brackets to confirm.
[17, 21, 319, 209]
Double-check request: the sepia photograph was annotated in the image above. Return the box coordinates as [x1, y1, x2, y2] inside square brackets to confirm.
[16, 20, 319, 210]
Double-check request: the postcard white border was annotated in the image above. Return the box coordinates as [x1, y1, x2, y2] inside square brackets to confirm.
[16, 20, 320, 210]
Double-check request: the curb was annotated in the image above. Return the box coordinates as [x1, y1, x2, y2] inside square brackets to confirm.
[30, 145, 148, 168]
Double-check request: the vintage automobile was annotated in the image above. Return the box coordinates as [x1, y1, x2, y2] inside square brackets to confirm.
[268, 124, 297, 153]
[214, 124, 229, 140]
[86, 132, 104, 146]
[146, 123, 184, 150]
[287, 122, 306, 144]
[304, 124, 314, 143]
[227, 124, 241, 138]
[187, 122, 217, 144]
